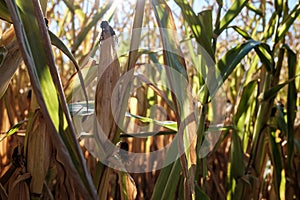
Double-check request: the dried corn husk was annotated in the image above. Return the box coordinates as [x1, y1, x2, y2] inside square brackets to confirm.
[95, 21, 120, 144]
[26, 109, 52, 196]
[94, 21, 137, 199]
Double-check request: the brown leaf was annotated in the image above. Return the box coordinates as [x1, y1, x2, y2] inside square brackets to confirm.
[8, 172, 31, 200]
[0, 182, 8, 200]
[0, 40, 22, 99]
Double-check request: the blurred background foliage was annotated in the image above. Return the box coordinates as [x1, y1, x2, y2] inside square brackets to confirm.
[0, 0, 300, 199]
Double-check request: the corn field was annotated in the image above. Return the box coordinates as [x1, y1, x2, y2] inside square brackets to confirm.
[0, 0, 300, 199]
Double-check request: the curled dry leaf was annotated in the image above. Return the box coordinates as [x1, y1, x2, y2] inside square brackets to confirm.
[8, 171, 31, 200]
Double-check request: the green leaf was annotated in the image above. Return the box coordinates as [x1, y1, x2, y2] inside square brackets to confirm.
[49, 31, 78, 70]
[217, 40, 261, 90]
[198, 9, 213, 43]
[39, 0, 47, 15]
[261, 12, 277, 41]
[269, 132, 283, 198]
[0, 120, 26, 142]
[126, 0, 145, 71]
[279, 170, 286, 200]
[230, 131, 245, 179]
[276, 3, 300, 43]
[151, 139, 182, 200]
[207, 125, 235, 132]
[255, 43, 274, 72]
[231, 27, 274, 72]
[174, 0, 214, 58]
[275, 103, 288, 134]
[214, 0, 249, 36]
[284, 44, 297, 171]
[260, 75, 300, 101]
[62, 0, 75, 13]
[232, 178, 246, 200]
[153, 161, 182, 200]
[234, 80, 257, 123]
[49, 30, 88, 105]
[126, 112, 178, 131]
[195, 183, 210, 200]
[231, 26, 252, 40]
[275, 0, 283, 16]
[152, 0, 188, 78]
[152, 4, 197, 199]
[246, 3, 263, 16]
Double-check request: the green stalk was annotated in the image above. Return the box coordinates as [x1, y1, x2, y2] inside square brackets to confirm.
[212, 0, 222, 53]
[195, 86, 209, 182]
[242, 67, 273, 199]
[251, 73, 270, 155]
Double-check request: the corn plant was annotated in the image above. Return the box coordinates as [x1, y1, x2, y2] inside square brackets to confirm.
[0, 0, 299, 199]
